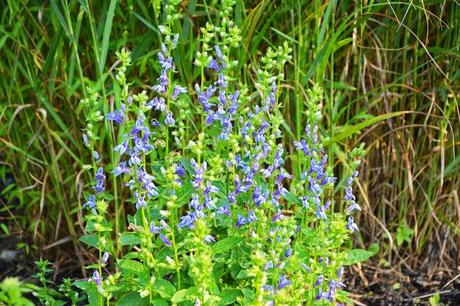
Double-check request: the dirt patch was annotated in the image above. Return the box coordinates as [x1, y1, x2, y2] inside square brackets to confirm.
[348, 263, 460, 305]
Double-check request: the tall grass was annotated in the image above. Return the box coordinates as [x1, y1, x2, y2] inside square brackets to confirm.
[0, 0, 459, 274]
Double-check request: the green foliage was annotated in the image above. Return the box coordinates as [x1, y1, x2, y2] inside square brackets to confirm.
[429, 293, 444, 306]
[30, 259, 81, 305]
[0, 277, 34, 306]
[342, 243, 379, 266]
[73, 2, 365, 304]
[396, 224, 414, 247]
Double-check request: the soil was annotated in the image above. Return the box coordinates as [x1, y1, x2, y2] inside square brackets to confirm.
[0, 235, 36, 281]
[347, 263, 460, 305]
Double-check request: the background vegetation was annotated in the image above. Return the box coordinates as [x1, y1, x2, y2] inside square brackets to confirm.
[0, 0, 459, 282]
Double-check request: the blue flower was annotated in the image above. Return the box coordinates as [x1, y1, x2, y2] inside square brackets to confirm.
[95, 167, 105, 180]
[261, 166, 274, 178]
[159, 233, 172, 246]
[273, 147, 284, 169]
[345, 175, 361, 214]
[135, 194, 146, 209]
[113, 140, 129, 155]
[195, 84, 216, 111]
[171, 85, 187, 100]
[300, 196, 310, 208]
[315, 288, 324, 300]
[347, 201, 361, 214]
[136, 167, 158, 198]
[316, 205, 326, 220]
[325, 280, 340, 301]
[131, 116, 148, 136]
[271, 210, 284, 222]
[203, 183, 218, 196]
[92, 270, 101, 287]
[82, 133, 90, 147]
[93, 167, 105, 193]
[216, 74, 227, 88]
[253, 186, 267, 206]
[146, 97, 166, 112]
[236, 210, 257, 228]
[175, 162, 185, 177]
[301, 263, 311, 272]
[93, 151, 100, 161]
[164, 112, 175, 126]
[208, 58, 220, 72]
[107, 105, 125, 124]
[150, 221, 162, 234]
[235, 215, 246, 228]
[190, 159, 206, 189]
[275, 169, 292, 185]
[215, 45, 223, 59]
[293, 139, 310, 155]
[203, 235, 215, 243]
[269, 82, 277, 106]
[314, 274, 323, 287]
[190, 194, 200, 210]
[151, 119, 160, 127]
[83, 195, 96, 210]
[346, 216, 359, 232]
[101, 252, 109, 265]
[277, 275, 292, 289]
[262, 285, 274, 294]
[113, 161, 130, 177]
[337, 266, 344, 279]
[217, 204, 231, 216]
[129, 154, 141, 166]
[264, 261, 273, 270]
[157, 51, 174, 70]
[178, 213, 196, 228]
[247, 210, 257, 223]
[205, 110, 216, 126]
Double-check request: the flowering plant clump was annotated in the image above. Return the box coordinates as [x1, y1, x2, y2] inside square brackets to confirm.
[76, 2, 364, 305]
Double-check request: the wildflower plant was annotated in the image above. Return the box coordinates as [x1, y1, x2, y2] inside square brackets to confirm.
[76, 2, 364, 305]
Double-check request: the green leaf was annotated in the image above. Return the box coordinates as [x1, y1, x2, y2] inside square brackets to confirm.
[213, 180, 227, 198]
[241, 289, 255, 303]
[50, 0, 70, 36]
[336, 289, 353, 304]
[153, 279, 176, 299]
[236, 269, 251, 279]
[217, 289, 241, 305]
[118, 259, 146, 274]
[343, 243, 379, 265]
[326, 111, 408, 145]
[151, 299, 168, 306]
[212, 237, 243, 255]
[171, 287, 199, 303]
[116, 292, 149, 306]
[282, 191, 300, 205]
[180, 158, 193, 174]
[429, 293, 441, 306]
[79, 234, 99, 249]
[171, 289, 188, 304]
[74, 281, 101, 306]
[120, 232, 142, 246]
[0, 223, 9, 235]
[396, 225, 414, 246]
[328, 81, 357, 91]
[99, 0, 118, 73]
[176, 181, 193, 207]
